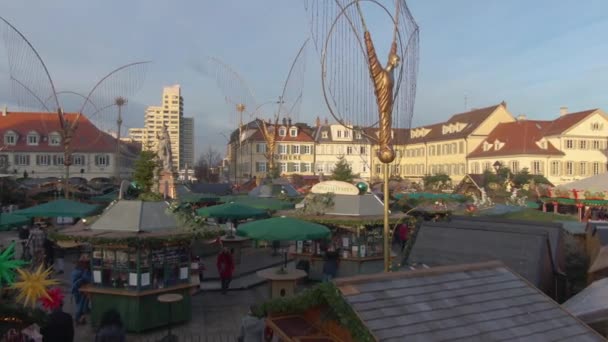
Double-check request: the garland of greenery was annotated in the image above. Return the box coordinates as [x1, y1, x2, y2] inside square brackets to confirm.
[50, 201, 225, 248]
[253, 282, 375, 342]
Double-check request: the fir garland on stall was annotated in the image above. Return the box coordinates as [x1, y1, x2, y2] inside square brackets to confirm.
[254, 282, 375, 342]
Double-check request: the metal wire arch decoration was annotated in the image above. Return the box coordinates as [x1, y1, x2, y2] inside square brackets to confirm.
[309, 0, 419, 141]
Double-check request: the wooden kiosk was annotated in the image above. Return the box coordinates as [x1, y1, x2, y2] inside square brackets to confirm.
[283, 181, 405, 281]
[55, 200, 218, 332]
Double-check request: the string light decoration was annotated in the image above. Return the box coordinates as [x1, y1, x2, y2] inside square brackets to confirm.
[0, 242, 27, 286]
[12, 265, 58, 308]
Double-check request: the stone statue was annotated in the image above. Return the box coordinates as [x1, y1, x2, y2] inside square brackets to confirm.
[156, 124, 173, 172]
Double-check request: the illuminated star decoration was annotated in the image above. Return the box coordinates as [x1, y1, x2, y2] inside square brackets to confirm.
[12, 265, 59, 308]
[39, 287, 65, 311]
[0, 242, 28, 286]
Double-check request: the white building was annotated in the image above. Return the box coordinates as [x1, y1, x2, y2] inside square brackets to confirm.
[128, 85, 194, 171]
[313, 119, 372, 180]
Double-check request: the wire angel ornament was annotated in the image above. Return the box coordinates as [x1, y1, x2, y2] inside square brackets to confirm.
[0, 16, 149, 195]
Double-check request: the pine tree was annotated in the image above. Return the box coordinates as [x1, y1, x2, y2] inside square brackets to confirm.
[132, 151, 158, 193]
[331, 155, 355, 182]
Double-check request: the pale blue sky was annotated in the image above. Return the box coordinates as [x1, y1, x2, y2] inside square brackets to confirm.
[2, 0, 608, 157]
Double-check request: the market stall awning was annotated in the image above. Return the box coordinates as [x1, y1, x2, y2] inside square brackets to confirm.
[179, 192, 220, 203]
[0, 213, 30, 230]
[560, 172, 608, 192]
[220, 196, 295, 211]
[196, 202, 269, 220]
[12, 199, 100, 218]
[237, 217, 330, 241]
[90, 190, 119, 203]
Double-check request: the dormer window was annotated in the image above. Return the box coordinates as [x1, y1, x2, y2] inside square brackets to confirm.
[482, 141, 493, 152]
[355, 132, 362, 139]
[49, 132, 61, 146]
[289, 128, 297, 137]
[337, 130, 342, 138]
[3, 131, 17, 145]
[493, 139, 504, 151]
[27, 131, 39, 146]
[278, 127, 287, 137]
[321, 131, 328, 139]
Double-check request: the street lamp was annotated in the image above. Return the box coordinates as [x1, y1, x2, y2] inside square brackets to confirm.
[493, 161, 502, 174]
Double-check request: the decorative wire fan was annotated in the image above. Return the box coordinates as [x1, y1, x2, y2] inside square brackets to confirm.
[303, 0, 419, 142]
[0, 16, 149, 171]
[197, 39, 309, 172]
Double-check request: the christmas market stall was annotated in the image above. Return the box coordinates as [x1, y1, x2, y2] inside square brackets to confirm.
[281, 181, 407, 281]
[53, 200, 222, 332]
[541, 182, 608, 221]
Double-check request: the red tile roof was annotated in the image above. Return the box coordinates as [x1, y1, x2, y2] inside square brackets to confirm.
[541, 109, 599, 136]
[468, 120, 564, 158]
[0, 111, 117, 153]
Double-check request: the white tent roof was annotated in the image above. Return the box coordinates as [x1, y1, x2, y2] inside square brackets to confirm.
[559, 172, 608, 191]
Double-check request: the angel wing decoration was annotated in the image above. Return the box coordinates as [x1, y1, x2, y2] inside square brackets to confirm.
[198, 39, 309, 176]
[303, 0, 419, 140]
[0, 16, 149, 195]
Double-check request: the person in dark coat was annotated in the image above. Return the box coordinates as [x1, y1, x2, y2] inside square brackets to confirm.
[217, 247, 235, 294]
[43, 238, 55, 270]
[95, 309, 126, 342]
[41, 302, 74, 342]
[322, 246, 340, 282]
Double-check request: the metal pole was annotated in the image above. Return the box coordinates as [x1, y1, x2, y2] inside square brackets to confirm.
[115, 100, 124, 181]
[383, 163, 390, 272]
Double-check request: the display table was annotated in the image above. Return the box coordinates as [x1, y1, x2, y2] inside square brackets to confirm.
[220, 236, 251, 264]
[257, 268, 307, 299]
[290, 253, 394, 281]
[158, 293, 184, 342]
[80, 283, 195, 333]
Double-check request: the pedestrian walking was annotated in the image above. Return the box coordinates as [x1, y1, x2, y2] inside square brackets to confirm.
[216, 247, 234, 294]
[71, 259, 91, 324]
[43, 237, 54, 270]
[322, 245, 340, 282]
[398, 223, 409, 250]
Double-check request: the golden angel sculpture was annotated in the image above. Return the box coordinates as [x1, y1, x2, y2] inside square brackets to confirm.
[304, 0, 419, 164]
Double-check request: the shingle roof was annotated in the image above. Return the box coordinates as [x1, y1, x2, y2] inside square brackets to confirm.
[563, 277, 608, 325]
[0, 111, 117, 152]
[312, 124, 370, 144]
[408, 221, 553, 290]
[449, 216, 565, 272]
[90, 200, 178, 232]
[542, 109, 599, 136]
[468, 120, 564, 158]
[334, 261, 603, 342]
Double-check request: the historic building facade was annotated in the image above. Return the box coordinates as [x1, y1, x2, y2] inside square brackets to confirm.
[468, 108, 608, 185]
[225, 103, 608, 185]
[0, 109, 140, 180]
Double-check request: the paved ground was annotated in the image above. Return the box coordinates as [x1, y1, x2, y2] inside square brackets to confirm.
[1, 230, 272, 341]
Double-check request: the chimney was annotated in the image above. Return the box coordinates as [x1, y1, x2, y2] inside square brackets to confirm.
[560, 106, 568, 116]
[282, 117, 287, 126]
[517, 114, 527, 121]
[2, 105, 6, 116]
[500, 100, 507, 109]
[324, 117, 328, 125]
[315, 116, 321, 127]
[288, 118, 292, 126]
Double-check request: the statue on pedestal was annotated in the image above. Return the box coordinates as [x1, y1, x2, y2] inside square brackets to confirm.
[156, 124, 174, 173]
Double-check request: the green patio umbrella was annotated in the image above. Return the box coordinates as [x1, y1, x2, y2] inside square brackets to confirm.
[90, 190, 119, 203]
[12, 199, 100, 218]
[0, 213, 30, 231]
[237, 217, 331, 241]
[196, 202, 269, 220]
[222, 197, 294, 211]
[180, 193, 220, 203]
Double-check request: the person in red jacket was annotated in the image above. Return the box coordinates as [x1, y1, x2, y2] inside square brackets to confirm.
[398, 223, 409, 250]
[217, 247, 235, 294]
